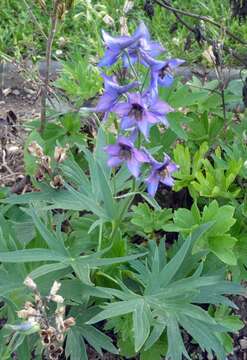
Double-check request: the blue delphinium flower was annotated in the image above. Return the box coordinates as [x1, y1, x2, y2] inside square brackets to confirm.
[105, 136, 150, 177]
[95, 73, 139, 113]
[146, 154, 179, 196]
[141, 50, 185, 88]
[122, 22, 165, 67]
[99, 22, 164, 67]
[113, 92, 173, 139]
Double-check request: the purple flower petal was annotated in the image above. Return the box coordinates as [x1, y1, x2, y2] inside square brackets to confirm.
[146, 177, 159, 197]
[133, 148, 150, 163]
[122, 52, 139, 68]
[150, 99, 173, 115]
[127, 157, 140, 178]
[121, 116, 136, 130]
[128, 92, 143, 106]
[145, 110, 160, 124]
[161, 176, 174, 187]
[107, 157, 123, 167]
[96, 93, 116, 112]
[102, 30, 135, 51]
[118, 136, 133, 148]
[168, 58, 185, 69]
[134, 22, 151, 41]
[98, 49, 120, 67]
[137, 119, 150, 139]
[113, 102, 131, 117]
[167, 163, 179, 173]
[145, 41, 165, 57]
[105, 144, 121, 156]
[158, 74, 174, 87]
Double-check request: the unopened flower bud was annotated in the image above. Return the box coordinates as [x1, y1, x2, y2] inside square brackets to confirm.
[24, 277, 37, 291]
[28, 141, 44, 158]
[54, 145, 68, 163]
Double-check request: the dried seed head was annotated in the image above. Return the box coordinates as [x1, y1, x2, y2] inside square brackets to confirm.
[42, 335, 50, 345]
[48, 344, 56, 352]
[35, 167, 45, 182]
[120, 16, 129, 36]
[57, 2, 66, 19]
[63, 317, 76, 329]
[54, 146, 68, 163]
[50, 175, 64, 189]
[202, 46, 216, 65]
[56, 305, 65, 315]
[41, 329, 48, 337]
[50, 281, 61, 296]
[34, 294, 42, 306]
[56, 347, 63, 354]
[17, 309, 29, 319]
[40, 155, 52, 175]
[56, 333, 64, 342]
[28, 141, 44, 158]
[24, 301, 34, 309]
[65, 0, 75, 10]
[24, 277, 37, 291]
[51, 294, 64, 304]
[37, 0, 46, 9]
[102, 14, 115, 27]
[17, 307, 37, 320]
[123, 0, 134, 14]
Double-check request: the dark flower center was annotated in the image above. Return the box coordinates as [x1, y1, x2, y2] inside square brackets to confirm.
[158, 64, 171, 79]
[158, 165, 169, 178]
[129, 103, 144, 121]
[119, 145, 132, 160]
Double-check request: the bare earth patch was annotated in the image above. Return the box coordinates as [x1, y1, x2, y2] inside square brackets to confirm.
[0, 92, 40, 187]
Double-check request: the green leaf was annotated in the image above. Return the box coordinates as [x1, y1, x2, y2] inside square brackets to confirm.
[79, 325, 118, 355]
[166, 317, 189, 360]
[65, 328, 88, 360]
[25, 207, 67, 254]
[87, 299, 137, 324]
[133, 300, 150, 352]
[0, 249, 67, 262]
[28, 263, 69, 279]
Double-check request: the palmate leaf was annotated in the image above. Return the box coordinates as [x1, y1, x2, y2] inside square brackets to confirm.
[87, 224, 244, 359]
[164, 200, 238, 265]
[0, 206, 145, 286]
[66, 304, 118, 360]
[65, 328, 88, 360]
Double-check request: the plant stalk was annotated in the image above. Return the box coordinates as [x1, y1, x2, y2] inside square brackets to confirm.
[40, 0, 60, 134]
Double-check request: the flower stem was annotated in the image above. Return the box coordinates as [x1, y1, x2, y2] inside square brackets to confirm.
[123, 50, 141, 92]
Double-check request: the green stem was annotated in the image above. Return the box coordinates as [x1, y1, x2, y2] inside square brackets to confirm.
[110, 178, 136, 241]
[97, 222, 103, 251]
[124, 50, 141, 91]
[140, 68, 150, 94]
